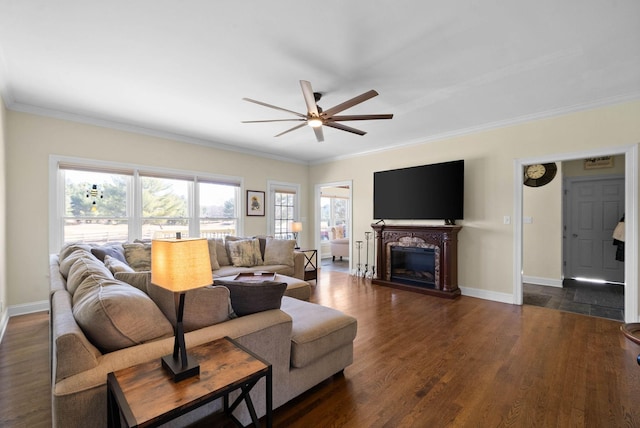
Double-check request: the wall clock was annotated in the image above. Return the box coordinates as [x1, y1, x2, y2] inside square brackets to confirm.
[523, 163, 557, 187]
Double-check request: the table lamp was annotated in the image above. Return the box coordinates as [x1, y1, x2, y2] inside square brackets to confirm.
[291, 222, 303, 249]
[151, 238, 212, 382]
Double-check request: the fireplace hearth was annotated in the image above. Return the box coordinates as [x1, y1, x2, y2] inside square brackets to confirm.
[372, 224, 461, 298]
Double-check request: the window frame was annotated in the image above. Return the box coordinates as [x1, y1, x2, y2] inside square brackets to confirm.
[267, 180, 301, 239]
[49, 155, 243, 252]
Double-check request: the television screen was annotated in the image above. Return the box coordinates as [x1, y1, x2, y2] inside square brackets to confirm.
[373, 160, 464, 221]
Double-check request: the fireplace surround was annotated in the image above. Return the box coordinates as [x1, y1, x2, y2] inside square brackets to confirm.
[371, 224, 462, 298]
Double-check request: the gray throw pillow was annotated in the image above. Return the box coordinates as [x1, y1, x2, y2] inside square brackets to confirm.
[263, 238, 295, 267]
[123, 242, 152, 272]
[228, 239, 263, 267]
[91, 244, 126, 263]
[207, 239, 221, 270]
[216, 280, 287, 317]
[104, 255, 135, 274]
[147, 284, 232, 331]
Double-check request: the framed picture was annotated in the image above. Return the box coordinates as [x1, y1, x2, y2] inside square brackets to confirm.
[246, 190, 265, 216]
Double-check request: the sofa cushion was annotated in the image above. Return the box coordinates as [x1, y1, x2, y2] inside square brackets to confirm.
[66, 252, 113, 296]
[59, 249, 93, 279]
[228, 239, 264, 267]
[72, 280, 174, 353]
[263, 238, 295, 267]
[216, 280, 287, 317]
[59, 242, 93, 263]
[123, 242, 152, 271]
[207, 239, 221, 270]
[91, 244, 126, 263]
[104, 254, 135, 274]
[281, 297, 358, 368]
[147, 284, 232, 332]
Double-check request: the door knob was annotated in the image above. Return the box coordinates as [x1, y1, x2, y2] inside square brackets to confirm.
[572, 233, 578, 238]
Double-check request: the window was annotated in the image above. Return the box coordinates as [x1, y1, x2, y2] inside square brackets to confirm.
[53, 158, 241, 249]
[321, 196, 349, 241]
[63, 169, 130, 244]
[267, 181, 300, 240]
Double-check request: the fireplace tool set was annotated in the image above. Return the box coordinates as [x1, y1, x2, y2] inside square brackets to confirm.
[352, 231, 375, 278]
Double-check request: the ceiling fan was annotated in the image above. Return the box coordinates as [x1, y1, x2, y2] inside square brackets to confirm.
[242, 80, 393, 142]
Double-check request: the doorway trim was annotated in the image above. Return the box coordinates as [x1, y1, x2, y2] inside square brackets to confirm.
[314, 180, 353, 270]
[514, 144, 638, 323]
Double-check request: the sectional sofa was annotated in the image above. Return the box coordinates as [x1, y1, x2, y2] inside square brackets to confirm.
[49, 239, 357, 427]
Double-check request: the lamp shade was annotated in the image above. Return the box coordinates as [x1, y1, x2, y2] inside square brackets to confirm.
[291, 222, 303, 233]
[151, 238, 212, 292]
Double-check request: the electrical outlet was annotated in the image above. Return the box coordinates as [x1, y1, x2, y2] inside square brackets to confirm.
[503, 216, 511, 225]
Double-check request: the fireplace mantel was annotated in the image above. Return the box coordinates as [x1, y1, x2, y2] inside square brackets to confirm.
[371, 224, 462, 299]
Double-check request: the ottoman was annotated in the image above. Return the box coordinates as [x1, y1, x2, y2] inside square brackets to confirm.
[215, 273, 311, 301]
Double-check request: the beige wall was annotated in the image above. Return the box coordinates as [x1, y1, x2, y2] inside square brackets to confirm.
[0, 95, 7, 321]
[4, 101, 640, 316]
[309, 101, 640, 304]
[523, 163, 563, 283]
[6, 111, 309, 307]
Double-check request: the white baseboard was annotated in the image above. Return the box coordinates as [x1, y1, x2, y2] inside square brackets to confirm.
[0, 310, 8, 344]
[522, 276, 563, 288]
[8, 300, 50, 317]
[459, 286, 515, 304]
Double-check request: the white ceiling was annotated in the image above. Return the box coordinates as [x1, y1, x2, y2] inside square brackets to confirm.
[1, 1, 639, 164]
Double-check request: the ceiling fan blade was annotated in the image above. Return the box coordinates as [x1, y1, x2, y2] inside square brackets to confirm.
[300, 80, 319, 116]
[274, 122, 307, 137]
[322, 90, 379, 117]
[242, 119, 306, 123]
[242, 98, 307, 118]
[327, 114, 394, 122]
[313, 126, 324, 142]
[324, 122, 367, 136]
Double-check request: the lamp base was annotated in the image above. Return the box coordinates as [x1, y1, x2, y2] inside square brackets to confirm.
[161, 354, 200, 382]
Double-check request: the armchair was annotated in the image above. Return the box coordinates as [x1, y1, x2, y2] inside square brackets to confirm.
[330, 225, 349, 261]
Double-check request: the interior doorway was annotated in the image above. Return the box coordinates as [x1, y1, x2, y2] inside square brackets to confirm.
[515, 145, 638, 324]
[315, 181, 352, 273]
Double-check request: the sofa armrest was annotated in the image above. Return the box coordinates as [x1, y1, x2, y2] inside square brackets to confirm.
[293, 251, 305, 280]
[51, 290, 102, 382]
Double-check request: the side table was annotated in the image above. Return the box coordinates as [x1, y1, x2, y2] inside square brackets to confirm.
[107, 336, 272, 427]
[297, 249, 317, 281]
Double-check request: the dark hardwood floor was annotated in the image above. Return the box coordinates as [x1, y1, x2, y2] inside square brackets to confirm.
[2, 270, 640, 427]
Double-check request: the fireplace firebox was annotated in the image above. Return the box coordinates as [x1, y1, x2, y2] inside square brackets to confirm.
[371, 224, 461, 299]
[391, 246, 436, 287]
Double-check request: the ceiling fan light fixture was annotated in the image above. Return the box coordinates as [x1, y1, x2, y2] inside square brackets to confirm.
[308, 117, 323, 128]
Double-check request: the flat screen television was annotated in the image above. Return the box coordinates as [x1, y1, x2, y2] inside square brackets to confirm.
[373, 160, 464, 222]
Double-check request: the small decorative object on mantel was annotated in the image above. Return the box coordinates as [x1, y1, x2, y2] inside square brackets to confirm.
[523, 163, 557, 188]
[584, 156, 614, 170]
[246, 190, 265, 216]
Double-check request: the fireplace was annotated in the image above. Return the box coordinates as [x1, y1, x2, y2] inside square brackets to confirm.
[390, 245, 437, 287]
[371, 224, 461, 298]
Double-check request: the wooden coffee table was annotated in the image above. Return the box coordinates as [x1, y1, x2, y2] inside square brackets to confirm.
[107, 336, 272, 427]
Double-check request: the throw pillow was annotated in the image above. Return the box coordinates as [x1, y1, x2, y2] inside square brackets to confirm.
[147, 284, 232, 332]
[72, 280, 174, 353]
[123, 242, 152, 272]
[207, 239, 221, 270]
[91, 244, 126, 263]
[104, 254, 135, 275]
[263, 238, 295, 267]
[216, 280, 287, 317]
[214, 238, 231, 266]
[114, 271, 151, 293]
[228, 239, 264, 267]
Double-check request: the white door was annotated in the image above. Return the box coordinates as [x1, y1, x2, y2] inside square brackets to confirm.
[565, 177, 625, 283]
